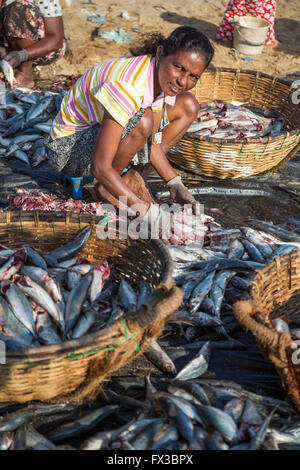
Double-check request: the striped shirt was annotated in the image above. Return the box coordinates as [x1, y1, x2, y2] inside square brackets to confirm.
[51, 55, 176, 140]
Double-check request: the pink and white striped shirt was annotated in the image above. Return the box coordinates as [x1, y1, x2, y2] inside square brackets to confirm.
[51, 55, 176, 140]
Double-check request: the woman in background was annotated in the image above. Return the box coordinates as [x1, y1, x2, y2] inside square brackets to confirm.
[217, 0, 277, 45]
[0, 0, 65, 87]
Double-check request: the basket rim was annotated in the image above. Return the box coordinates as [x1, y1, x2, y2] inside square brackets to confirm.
[187, 67, 300, 144]
[0, 210, 174, 362]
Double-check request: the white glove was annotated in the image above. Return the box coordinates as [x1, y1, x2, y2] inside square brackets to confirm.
[166, 175, 199, 213]
[128, 203, 172, 240]
[4, 49, 28, 68]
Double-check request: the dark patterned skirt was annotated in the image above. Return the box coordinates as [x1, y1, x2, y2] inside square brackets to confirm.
[46, 108, 170, 177]
[0, 0, 65, 65]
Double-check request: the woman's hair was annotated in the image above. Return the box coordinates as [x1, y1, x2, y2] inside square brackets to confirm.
[130, 26, 214, 68]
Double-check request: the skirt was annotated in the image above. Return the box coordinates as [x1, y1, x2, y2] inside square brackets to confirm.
[0, 0, 66, 65]
[45, 107, 170, 177]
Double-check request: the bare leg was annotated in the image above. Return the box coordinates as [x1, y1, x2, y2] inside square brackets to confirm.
[93, 108, 154, 204]
[161, 92, 199, 153]
[111, 108, 154, 174]
[8, 37, 35, 88]
[148, 92, 199, 182]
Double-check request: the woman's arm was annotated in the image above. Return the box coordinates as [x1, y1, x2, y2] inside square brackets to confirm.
[91, 111, 150, 213]
[24, 16, 64, 60]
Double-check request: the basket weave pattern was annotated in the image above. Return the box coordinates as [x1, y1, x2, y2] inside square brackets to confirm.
[233, 248, 300, 411]
[168, 68, 300, 179]
[0, 211, 182, 403]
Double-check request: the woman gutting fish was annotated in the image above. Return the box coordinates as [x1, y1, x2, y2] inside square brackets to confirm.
[0, 0, 65, 87]
[46, 26, 214, 238]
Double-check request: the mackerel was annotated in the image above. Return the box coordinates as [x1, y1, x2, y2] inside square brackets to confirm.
[49, 226, 92, 261]
[64, 274, 92, 336]
[16, 276, 64, 330]
[20, 265, 62, 302]
[1, 281, 36, 335]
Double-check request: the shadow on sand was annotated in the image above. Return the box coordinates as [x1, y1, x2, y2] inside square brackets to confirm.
[160, 11, 218, 42]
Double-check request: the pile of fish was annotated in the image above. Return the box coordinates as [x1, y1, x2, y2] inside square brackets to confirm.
[186, 100, 289, 140]
[0, 363, 298, 450]
[0, 225, 156, 350]
[0, 63, 65, 168]
[161, 218, 300, 349]
[0, 215, 300, 448]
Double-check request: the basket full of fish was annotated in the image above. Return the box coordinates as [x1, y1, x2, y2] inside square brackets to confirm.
[0, 211, 182, 403]
[233, 247, 300, 412]
[168, 68, 300, 178]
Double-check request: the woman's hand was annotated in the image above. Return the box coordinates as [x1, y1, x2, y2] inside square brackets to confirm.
[167, 175, 200, 213]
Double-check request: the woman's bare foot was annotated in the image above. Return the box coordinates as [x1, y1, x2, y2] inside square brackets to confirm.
[14, 60, 34, 88]
[14, 70, 34, 88]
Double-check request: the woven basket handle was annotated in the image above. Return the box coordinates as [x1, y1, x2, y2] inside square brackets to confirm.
[235, 24, 271, 46]
[233, 299, 282, 352]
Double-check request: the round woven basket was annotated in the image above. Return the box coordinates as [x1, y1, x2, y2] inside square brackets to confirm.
[168, 68, 300, 179]
[233, 248, 300, 411]
[0, 211, 182, 403]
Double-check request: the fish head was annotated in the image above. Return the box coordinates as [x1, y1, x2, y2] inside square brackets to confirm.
[0, 60, 16, 88]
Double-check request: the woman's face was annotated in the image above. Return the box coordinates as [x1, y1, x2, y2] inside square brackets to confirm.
[155, 47, 207, 97]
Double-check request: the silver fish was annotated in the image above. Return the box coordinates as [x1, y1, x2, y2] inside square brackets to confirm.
[144, 340, 177, 375]
[1, 282, 36, 336]
[26, 97, 53, 122]
[16, 276, 64, 330]
[49, 226, 92, 261]
[31, 146, 47, 167]
[0, 60, 15, 88]
[174, 341, 211, 381]
[198, 405, 239, 445]
[64, 274, 92, 336]
[47, 405, 119, 443]
[35, 310, 62, 345]
[20, 265, 62, 303]
[71, 307, 96, 339]
[118, 278, 137, 311]
[0, 294, 33, 344]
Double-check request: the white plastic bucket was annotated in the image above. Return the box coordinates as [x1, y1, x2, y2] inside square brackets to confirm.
[233, 16, 271, 55]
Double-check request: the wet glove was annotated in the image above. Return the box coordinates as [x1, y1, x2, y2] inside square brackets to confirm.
[4, 49, 28, 68]
[166, 175, 199, 213]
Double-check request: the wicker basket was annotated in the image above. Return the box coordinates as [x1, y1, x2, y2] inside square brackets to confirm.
[0, 211, 182, 403]
[233, 248, 300, 411]
[168, 68, 300, 179]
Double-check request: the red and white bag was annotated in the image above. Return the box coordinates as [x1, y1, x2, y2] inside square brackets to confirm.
[217, 0, 277, 45]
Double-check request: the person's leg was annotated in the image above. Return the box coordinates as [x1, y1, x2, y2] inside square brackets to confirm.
[160, 92, 199, 154]
[93, 108, 156, 205]
[111, 107, 154, 175]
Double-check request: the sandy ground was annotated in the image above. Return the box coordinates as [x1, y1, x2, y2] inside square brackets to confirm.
[34, 0, 300, 84]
